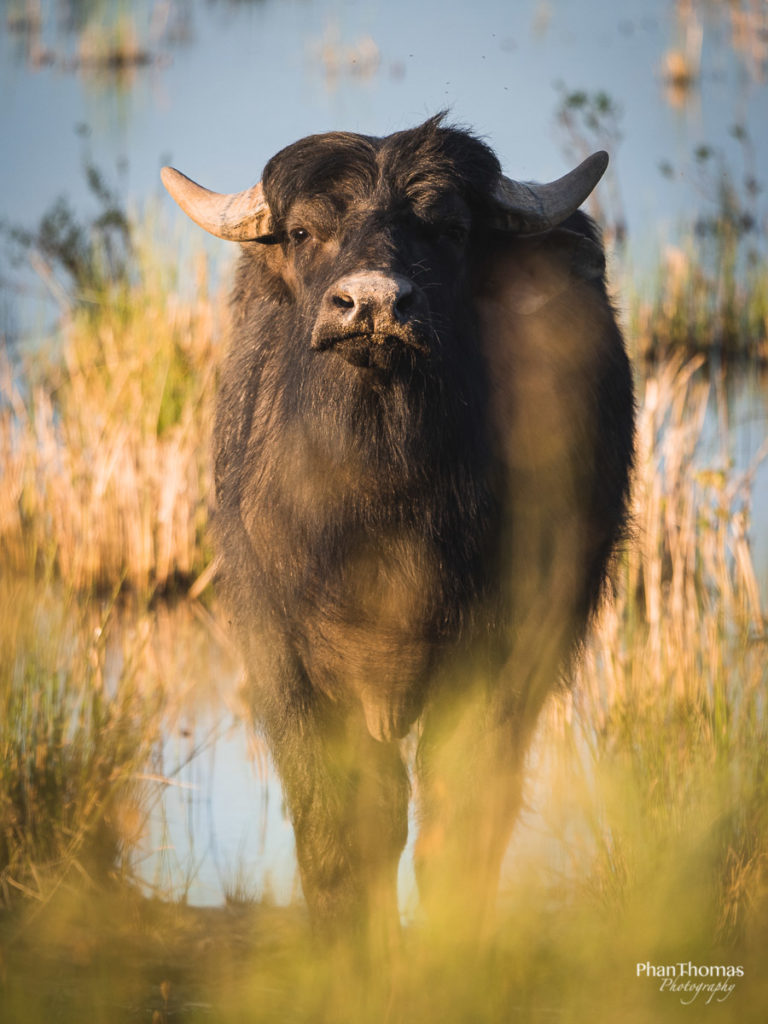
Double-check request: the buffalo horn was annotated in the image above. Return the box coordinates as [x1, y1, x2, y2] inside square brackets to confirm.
[494, 150, 609, 234]
[160, 167, 270, 241]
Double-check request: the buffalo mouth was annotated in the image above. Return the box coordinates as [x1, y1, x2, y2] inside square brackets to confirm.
[311, 329, 431, 370]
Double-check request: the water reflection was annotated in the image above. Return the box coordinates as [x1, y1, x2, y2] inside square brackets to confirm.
[148, 693, 299, 907]
[5, 0, 193, 79]
[103, 598, 297, 907]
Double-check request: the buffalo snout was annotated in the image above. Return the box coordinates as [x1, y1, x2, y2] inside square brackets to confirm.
[311, 271, 430, 360]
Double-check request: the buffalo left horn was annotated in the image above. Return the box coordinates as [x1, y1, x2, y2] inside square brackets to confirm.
[493, 150, 609, 234]
[161, 167, 271, 241]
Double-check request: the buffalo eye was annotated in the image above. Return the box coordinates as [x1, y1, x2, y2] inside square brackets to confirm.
[288, 227, 311, 246]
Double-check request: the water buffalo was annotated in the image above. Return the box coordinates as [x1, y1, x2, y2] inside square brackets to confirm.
[162, 114, 634, 948]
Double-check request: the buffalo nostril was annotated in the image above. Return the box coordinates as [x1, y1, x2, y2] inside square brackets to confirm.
[332, 292, 355, 311]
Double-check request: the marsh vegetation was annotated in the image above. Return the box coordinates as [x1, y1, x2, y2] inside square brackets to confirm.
[1, 212, 767, 1019]
[2, 1, 768, 1020]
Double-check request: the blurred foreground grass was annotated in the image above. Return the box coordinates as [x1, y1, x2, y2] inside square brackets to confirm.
[1, 225, 768, 1020]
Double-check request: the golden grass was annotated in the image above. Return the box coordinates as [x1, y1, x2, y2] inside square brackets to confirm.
[0, 579, 162, 906]
[0, 578, 244, 913]
[526, 352, 768, 965]
[0, 237, 224, 595]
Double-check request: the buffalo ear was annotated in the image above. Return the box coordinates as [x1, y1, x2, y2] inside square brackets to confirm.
[558, 231, 606, 282]
[480, 230, 605, 316]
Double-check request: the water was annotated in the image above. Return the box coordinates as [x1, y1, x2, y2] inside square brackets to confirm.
[150, 705, 299, 906]
[2, 0, 767, 909]
[2, 0, 767, 338]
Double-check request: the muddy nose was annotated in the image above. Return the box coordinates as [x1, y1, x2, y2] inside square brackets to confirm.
[327, 272, 421, 329]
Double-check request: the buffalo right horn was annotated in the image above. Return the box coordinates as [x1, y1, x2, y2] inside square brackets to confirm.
[161, 167, 271, 241]
[493, 150, 609, 235]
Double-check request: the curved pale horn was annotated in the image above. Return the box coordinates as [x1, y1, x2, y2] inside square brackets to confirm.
[161, 167, 271, 241]
[493, 150, 609, 234]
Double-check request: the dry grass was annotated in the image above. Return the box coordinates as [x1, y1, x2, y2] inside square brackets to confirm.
[0, 579, 163, 907]
[0, 579, 244, 913]
[528, 353, 768, 957]
[629, 242, 768, 363]
[0, 236, 224, 595]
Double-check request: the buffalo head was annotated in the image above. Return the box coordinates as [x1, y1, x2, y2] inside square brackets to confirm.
[162, 121, 607, 384]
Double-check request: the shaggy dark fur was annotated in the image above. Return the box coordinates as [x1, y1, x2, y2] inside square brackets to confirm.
[208, 114, 635, 944]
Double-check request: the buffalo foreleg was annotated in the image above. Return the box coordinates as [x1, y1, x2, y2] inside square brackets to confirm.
[259, 669, 408, 951]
